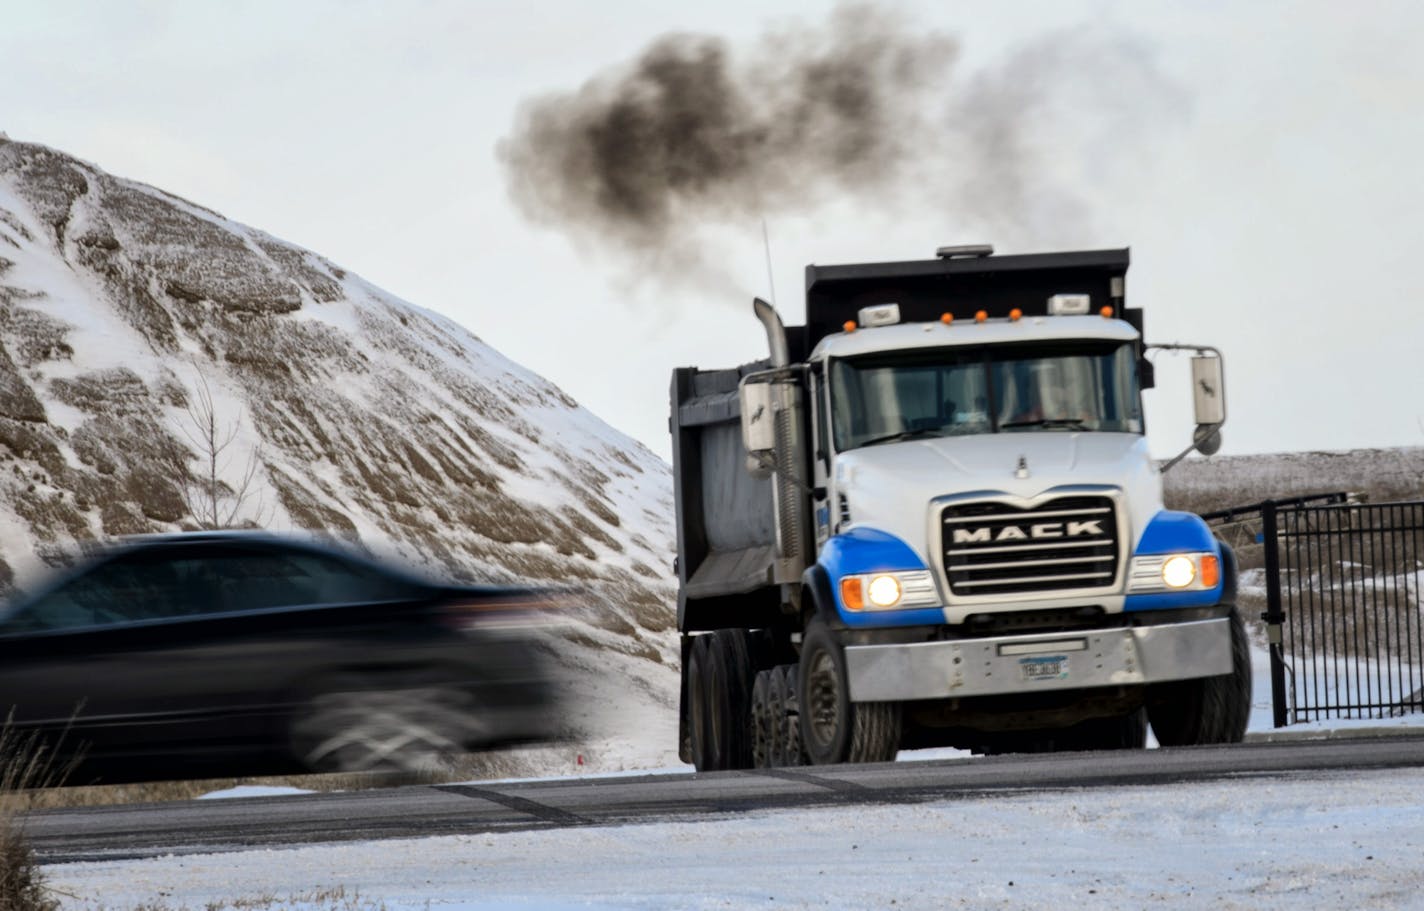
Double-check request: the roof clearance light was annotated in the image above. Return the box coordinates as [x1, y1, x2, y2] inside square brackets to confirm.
[1100, 305, 1115, 319]
[974, 310, 988, 323]
[1047, 293, 1092, 316]
[843, 320, 857, 333]
[858, 303, 901, 328]
[1009, 308, 1023, 322]
[940, 312, 954, 324]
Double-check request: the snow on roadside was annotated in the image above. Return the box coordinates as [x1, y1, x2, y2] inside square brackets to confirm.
[51, 767, 1424, 909]
[197, 786, 315, 800]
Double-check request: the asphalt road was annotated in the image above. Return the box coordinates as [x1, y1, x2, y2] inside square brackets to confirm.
[29, 735, 1424, 865]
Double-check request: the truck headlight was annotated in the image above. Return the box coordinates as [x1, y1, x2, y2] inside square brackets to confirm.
[1129, 553, 1221, 593]
[867, 574, 902, 607]
[840, 570, 940, 611]
[1161, 555, 1196, 588]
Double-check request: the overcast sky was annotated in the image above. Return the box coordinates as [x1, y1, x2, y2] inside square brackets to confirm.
[2, 0, 1421, 463]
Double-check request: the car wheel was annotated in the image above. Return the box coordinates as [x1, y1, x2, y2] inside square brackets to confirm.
[289, 674, 477, 774]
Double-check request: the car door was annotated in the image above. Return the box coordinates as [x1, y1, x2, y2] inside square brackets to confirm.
[0, 548, 196, 759]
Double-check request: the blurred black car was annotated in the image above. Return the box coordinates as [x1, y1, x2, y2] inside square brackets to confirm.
[0, 532, 564, 785]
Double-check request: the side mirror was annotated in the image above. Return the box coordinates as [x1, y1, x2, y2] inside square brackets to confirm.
[1190, 354, 1226, 426]
[1153, 345, 1228, 473]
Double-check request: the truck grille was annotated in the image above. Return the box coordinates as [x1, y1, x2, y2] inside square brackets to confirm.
[941, 496, 1119, 597]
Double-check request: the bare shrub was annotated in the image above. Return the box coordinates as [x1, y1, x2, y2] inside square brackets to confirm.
[0, 720, 73, 911]
[175, 369, 268, 530]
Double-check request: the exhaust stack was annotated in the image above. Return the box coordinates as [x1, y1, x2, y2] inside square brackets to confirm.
[754, 297, 789, 369]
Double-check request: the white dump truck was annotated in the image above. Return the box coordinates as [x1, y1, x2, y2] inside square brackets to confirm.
[670, 246, 1250, 769]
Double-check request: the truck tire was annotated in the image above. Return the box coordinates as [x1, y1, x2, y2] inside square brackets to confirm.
[686, 634, 716, 771]
[797, 621, 901, 765]
[776, 665, 807, 766]
[678, 637, 694, 765]
[1148, 609, 1252, 746]
[751, 669, 776, 769]
[690, 629, 757, 771]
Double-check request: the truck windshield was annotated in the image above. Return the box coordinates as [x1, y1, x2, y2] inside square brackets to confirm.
[828, 341, 1143, 452]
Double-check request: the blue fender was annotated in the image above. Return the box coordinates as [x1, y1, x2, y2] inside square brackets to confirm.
[1124, 510, 1229, 613]
[814, 528, 947, 628]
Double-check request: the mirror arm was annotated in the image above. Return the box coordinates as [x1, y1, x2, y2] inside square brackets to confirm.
[1160, 423, 1222, 474]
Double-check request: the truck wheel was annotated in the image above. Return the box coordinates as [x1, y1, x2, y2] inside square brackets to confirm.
[1148, 609, 1253, 746]
[751, 670, 776, 769]
[691, 629, 756, 771]
[678, 637, 694, 765]
[797, 621, 901, 765]
[686, 635, 716, 770]
[776, 665, 807, 766]
[765, 664, 805, 766]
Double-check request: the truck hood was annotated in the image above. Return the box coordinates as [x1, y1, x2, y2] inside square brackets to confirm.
[833, 432, 1164, 561]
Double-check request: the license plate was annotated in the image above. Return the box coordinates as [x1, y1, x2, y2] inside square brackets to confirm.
[1020, 655, 1069, 682]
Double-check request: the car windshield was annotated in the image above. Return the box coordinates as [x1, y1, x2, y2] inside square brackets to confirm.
[828, 341, 1143, 452]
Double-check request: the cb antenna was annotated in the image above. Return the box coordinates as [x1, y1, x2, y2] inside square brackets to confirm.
[761, 217, 777, 306]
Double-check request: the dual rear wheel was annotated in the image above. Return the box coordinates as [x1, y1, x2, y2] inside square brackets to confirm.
[751, 665, 807, 768]
[687, 622, 900, 771]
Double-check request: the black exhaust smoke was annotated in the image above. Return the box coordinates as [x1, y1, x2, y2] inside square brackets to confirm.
[498, 6, 1183, 287]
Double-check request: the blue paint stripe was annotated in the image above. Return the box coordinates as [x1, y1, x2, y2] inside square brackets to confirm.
[1124, 589, 1222, 612]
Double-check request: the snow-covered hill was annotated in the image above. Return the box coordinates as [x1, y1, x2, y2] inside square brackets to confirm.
[0, 137, 681, 774]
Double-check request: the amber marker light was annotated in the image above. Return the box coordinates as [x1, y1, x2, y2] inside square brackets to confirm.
[1200, 554, 1221, 588]
[843, 320, 857, 333]
[1100, 305, 1115, 318]
[940, 312, 954, 325]
[1009, 308, 1023, 322]
[840, 577, 865, 610]
[974, 310, 988, 323]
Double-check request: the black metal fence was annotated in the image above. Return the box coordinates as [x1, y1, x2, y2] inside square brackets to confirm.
[1248, 497, 1424, 727]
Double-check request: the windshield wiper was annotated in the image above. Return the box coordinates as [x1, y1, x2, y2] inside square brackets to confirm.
[999, 418, 1091, 431]
[856, 428, 947, 448]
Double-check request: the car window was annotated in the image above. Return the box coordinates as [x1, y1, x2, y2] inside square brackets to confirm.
[8, 556, 190, 630]
[200, 551, 416, 614]
[2, 545, 422, 631]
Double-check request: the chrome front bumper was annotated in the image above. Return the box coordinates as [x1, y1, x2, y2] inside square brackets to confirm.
[843, 618, 1233, 702]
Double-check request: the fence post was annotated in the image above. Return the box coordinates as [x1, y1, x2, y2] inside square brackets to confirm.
[1262, 499, 1288, 727]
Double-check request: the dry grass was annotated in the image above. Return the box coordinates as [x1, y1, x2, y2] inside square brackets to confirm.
[112, 885, 386, 911]
[21, 769, 429, 810]
[17, 743, 591, 810]
[0, 722, 71, 911]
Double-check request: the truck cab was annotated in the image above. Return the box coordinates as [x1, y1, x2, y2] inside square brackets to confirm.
[671, 246, 1250, 770]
